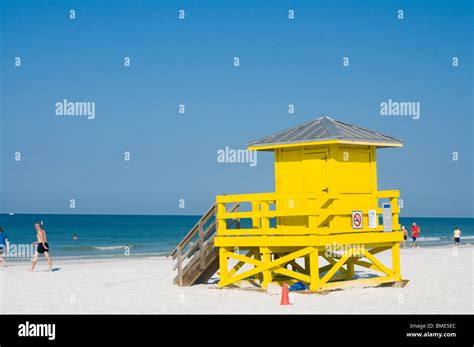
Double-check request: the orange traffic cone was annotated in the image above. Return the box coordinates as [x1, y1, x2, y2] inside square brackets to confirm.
[280, 282, 291, 305]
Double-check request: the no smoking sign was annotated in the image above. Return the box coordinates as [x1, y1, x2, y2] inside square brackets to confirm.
[352, 211, 363, 229]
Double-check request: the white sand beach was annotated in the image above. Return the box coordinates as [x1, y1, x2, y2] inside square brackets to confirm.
[0, 245, 472, 314]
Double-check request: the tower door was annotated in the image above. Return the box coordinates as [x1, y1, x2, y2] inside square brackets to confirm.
[303, 151, 328, 194]
[277, 149, 328, 230]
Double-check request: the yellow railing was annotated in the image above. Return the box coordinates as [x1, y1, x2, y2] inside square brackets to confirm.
[376, 190, 401, 229]
[216, 190, 400, 236]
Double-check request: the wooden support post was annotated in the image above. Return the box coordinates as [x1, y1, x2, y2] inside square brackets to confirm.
[253, 248, 263, 282]
[346, 256, 355, 279]
[390, 197, 400, 230]
[217, 202, 227, 234]
[304, 255, 310, 275]
[392, 242, 401, 280]
[261, 201, 270, 229]
[251, 201, 260, 228]
[218, 247, 228, 287]
[198, 220, 205, 270]
[309, 247, 320, 291]
[261, 247, 272, 289]
[235, 204, 241, 229]
[177, 245, 183, 287]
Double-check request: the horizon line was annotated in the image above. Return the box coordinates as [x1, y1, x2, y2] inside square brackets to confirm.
[0, 212, 473, 219]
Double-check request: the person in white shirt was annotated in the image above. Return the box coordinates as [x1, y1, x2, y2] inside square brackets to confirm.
[453, 227, 461, 246]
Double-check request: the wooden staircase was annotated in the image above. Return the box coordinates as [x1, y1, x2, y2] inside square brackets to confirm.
[170, 203, 239, 286]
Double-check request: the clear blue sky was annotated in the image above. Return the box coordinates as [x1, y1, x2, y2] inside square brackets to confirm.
[0, 0, 472, 217]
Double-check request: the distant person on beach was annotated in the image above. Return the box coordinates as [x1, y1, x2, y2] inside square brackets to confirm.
[0, 226, 9, 267]
[401, 226, 408, 248]
[73, 233, 78, 241]
[453, 227, 461, 246]
[31, 221, 52, 272]
[411, 222, 420, 248]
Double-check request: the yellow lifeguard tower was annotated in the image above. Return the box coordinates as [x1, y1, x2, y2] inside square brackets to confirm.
[171, 116, 405, 291]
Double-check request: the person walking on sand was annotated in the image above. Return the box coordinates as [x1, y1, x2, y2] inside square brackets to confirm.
[401, 226, 408, 248]
[411, 222, 420, 248]
[0, 226, 9, 267]
[453, 227, 461, 246]
[31, 221, 52, 272]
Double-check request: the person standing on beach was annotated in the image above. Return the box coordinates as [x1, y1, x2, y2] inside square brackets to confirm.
[453, 227, 461, 246]
[0, 226, 9, 267]
[31, 222, 52, 272]
[401, 226, 408, 248]
[411, 222, 420, 248]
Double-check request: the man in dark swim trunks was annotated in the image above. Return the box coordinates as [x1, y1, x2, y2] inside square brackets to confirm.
[31, 221, 52, 272]
[453, 227, 461, 246]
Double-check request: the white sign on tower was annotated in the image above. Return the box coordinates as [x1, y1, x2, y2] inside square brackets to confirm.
[382, 203, 392, 232]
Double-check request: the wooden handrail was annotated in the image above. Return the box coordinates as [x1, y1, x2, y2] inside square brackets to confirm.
[176, 245, 183, 286]
[172, 203, 240, 277]
[172, 220, 216, 270]
[172, 204, 240, 268]
[169, 204, 216, 258]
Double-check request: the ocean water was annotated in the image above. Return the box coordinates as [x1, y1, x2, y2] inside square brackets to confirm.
[0, 214, 199, 260]
[0, 214, 472, 260]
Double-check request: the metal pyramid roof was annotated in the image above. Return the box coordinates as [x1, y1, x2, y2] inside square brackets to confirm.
[247, 116, 403, 149]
